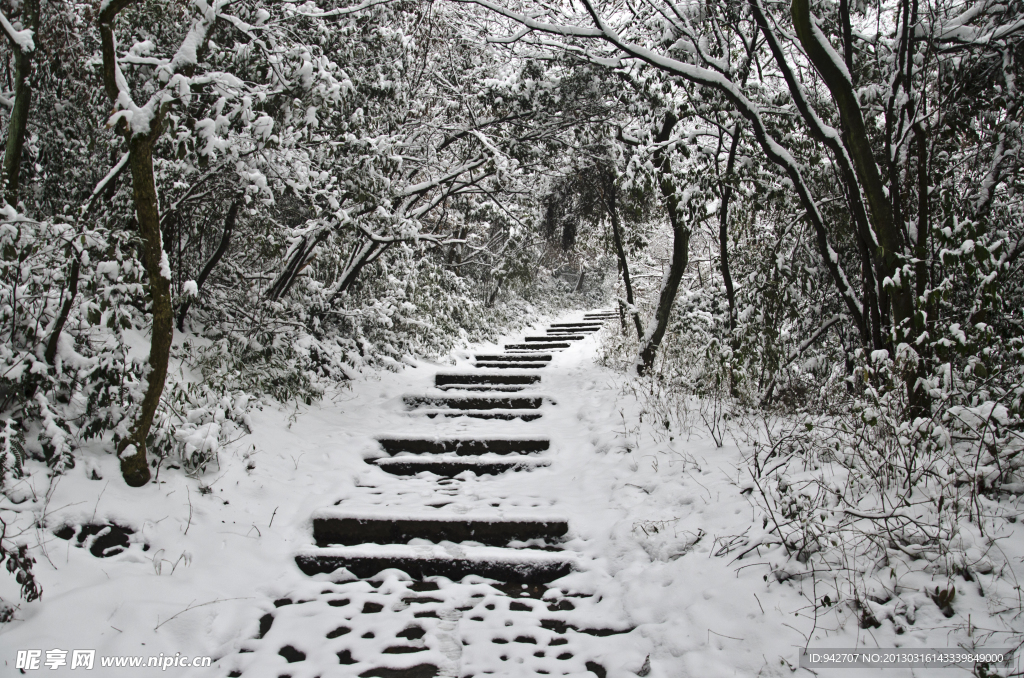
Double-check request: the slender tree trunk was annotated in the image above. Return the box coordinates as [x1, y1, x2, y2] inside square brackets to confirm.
[115, 133, 171, 486]
[791, 0, 929, 418]
[914, 124, 931, 332]
[605, 175, 643, 340]
[838, 0, 854, 77]
[266, 232, 324, 301]
[616, 263, 629, 332]
[44, 257, 79, 365]
[327, 239, 388, 303]
[101, 0, 171, 486]
[486, 274, 504, 307]
[638, 112, 691, 376]
[2, 0, 39, 205]
[719, 126, 742, 395]
[177, 200, 239, 332]
[719, 126, 740, 335]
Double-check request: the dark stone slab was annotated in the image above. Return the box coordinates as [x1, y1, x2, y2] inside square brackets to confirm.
[404, 395, 542, 410]
[373, 458, 549, 476]
[313, 516, 568, 547]
[377, 438, 549, 455]
[434, 373, 540, 386]
[294, 553, 574, 584]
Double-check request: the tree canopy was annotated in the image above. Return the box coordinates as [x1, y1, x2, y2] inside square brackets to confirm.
[0, 0, 1020, 488]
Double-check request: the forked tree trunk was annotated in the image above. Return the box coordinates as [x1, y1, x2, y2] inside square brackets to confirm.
[791, 0, 930, 419]
[637, 113, 691, 376]
[101, 0, 172, 486]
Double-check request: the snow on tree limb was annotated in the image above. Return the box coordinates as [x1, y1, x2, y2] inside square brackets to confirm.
[0, 10, 34, 52]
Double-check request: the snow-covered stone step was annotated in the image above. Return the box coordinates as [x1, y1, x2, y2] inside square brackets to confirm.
[504, 342, 569, 350]
[546, 328, 598, 334]
[475, 361, 548, 369]
[524, 335, 583, 341]
[372, 455, 550, 477]
[294, 544, 576, 583]
[418, 409, 543, 421]
[377, 437, 550, 455]
[404, 394, 543, 410]
[473, 353, 552, 362]
[310, 511, 569, 547]
[435, 372, 540, 387]
[583, 314, 616, 320]
[549, 322, 604, 328]
[436, 384, 529, 392]
[223, 576, 644, 678]
[223, 575, 643, 678]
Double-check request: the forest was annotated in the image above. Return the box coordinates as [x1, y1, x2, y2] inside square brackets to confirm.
[0, 0, 1022, 673]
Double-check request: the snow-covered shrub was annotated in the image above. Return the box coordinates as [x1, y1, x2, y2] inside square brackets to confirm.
[159, 380, 254, 477]
[0, 216, 136, 471]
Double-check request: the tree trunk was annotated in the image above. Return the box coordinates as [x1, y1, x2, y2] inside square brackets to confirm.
[44, 257, 79, 365]
[719, 126, 740, 336]
[791, 0, 929, 418]
[638, 112, 690, 376]
[266, 231, 326, 301]
[2, 0, 39, 206]
[177, 200, 239, 332]
[605, 174, 643, 340]
[115, 133, 171, 487]
[486, 274, 504, 307]
[101, 0, 171, 486]
[327, 239, 388, 303]
[719, 125, 742, 395]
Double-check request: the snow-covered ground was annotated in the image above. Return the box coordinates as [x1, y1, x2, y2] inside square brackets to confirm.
[1, 315, 1020, 676]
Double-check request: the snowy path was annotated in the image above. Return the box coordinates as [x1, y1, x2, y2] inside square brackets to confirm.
[10, 308, 996, 678]
[217, 310, 652, 678]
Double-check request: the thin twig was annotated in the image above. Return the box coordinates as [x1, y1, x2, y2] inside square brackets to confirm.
[153, 597, 249, 631]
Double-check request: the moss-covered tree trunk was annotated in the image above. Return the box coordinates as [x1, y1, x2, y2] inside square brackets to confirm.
[100, 0, 172, 486]
[117, 134, 172, 486]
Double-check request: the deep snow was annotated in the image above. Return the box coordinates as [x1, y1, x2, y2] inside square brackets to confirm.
[1, 315, 1021, 677]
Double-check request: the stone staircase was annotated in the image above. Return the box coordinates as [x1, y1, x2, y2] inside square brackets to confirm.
[222, 310, 645, 678]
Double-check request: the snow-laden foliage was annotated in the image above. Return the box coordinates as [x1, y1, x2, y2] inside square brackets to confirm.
[0, 1, 604, 493]
[454, 0, 1024, 654]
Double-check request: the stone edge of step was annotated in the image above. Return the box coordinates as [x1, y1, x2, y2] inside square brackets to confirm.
[373, 454, 550, 465]
[295, 543, 579, 564]
[310, 508, 570, 523]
